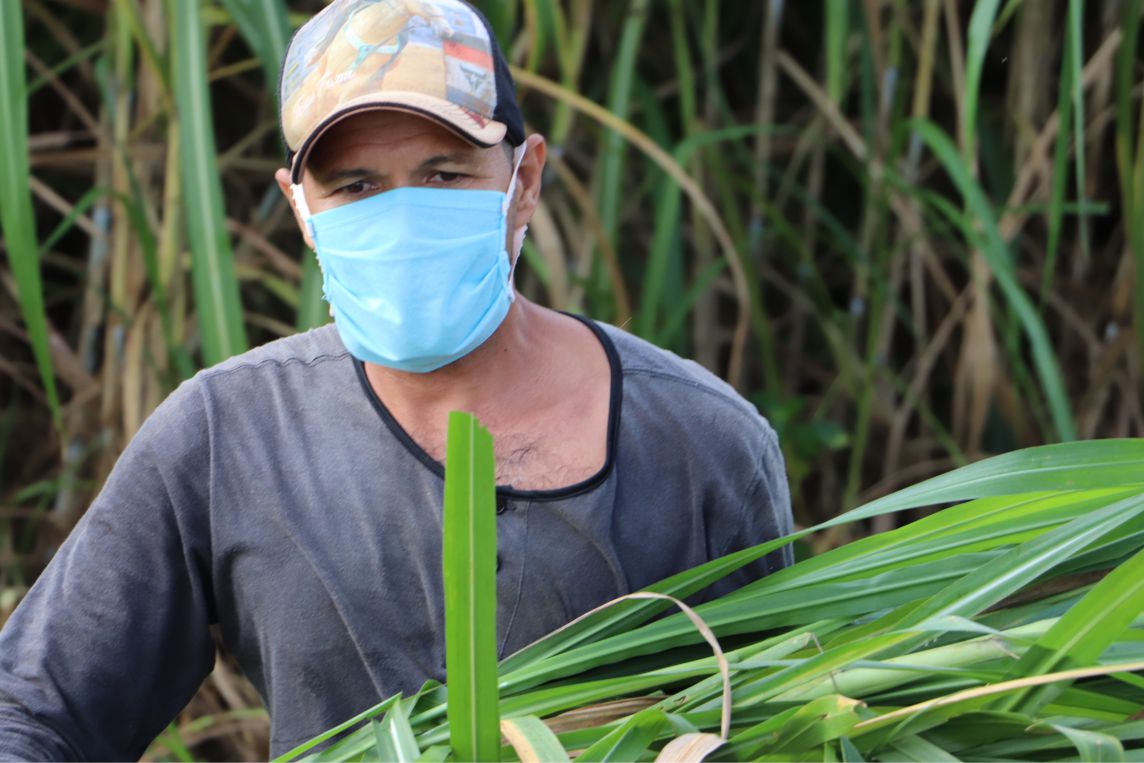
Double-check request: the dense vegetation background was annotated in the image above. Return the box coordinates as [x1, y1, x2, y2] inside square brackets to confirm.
[1, 0, 1141, 758]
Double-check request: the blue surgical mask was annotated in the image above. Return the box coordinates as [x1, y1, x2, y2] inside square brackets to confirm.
[292, 145, 526, 373]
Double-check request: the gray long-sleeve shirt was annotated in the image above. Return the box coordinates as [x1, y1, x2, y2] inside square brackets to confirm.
[0, 318, 792, 760]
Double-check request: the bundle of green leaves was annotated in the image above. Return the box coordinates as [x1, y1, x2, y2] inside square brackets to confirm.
[279, 421, 1144, 762]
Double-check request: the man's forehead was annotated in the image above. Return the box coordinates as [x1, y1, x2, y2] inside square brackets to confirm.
[305, 109, 486, 172]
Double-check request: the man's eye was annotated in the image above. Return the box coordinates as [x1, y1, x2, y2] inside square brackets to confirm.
[430, 171, 463, 184]
[339, 180, 370, 195]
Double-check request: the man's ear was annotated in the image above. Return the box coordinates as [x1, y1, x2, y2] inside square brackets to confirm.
[275, 167, 316, 250]
[511, 134, 546, 228]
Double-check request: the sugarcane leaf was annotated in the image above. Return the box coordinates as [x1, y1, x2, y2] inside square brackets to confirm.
[654, 732, 722, 763]
[901, 616, 1006, 638]
[575, 708, 668, 763]
[374, 701, 420, 763]
[1041, 0, 1082, 300]
[170, 0, 248, 365]
[851, 660, 1144, 748]
[777, 696, 863, 754]
[961, 0, 1002, 165]
[274, 694, 400, 761]
[731, 490, 1115, 601]
[503, 551, 992, 700]
[726, 494, 1144, 711]
[722, 704, 812, 759]
[510, 483, 1141, 702]
[838, 736, 865, 762]
[503, 485, 1144, 702]
[217, 0, 291, 103]
[1049, 686, 1143, 719]
[502, 442, 1144, 677]
[883, 734, 962, 762]
[734, 695, 862, 757]
[413, 745, 451, 762]
[500, 715, 570, 763]
[727, 490, 1137, 631]
[443, 411, 500, 762]
[901, 496, 1144, 623]
[912, 118, 1074, 440]
[964, 718, 1144, 758]
[0, 0, 60, 429]
[920, 710, 1041, 754]
[771, 618, 1052, 706]
[995, 545, 1144, 714]
[407, 680, 448, 718]
[499, 668, 707, 724]
[1043, 723, 1125, 762]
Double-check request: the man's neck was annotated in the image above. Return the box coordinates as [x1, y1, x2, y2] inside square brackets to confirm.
[362, 299, 613, 487]
[361, 298, 549, 429]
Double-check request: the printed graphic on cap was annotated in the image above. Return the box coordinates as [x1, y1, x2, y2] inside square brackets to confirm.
[280, 0, 497, 151]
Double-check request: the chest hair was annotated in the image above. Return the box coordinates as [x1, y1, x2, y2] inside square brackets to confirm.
[419, 427, 599, 490]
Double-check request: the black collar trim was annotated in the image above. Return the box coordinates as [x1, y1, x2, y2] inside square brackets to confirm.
[353, 313, 623, 502]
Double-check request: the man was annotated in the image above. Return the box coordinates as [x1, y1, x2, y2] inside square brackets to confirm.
[0, 0, 792, 759]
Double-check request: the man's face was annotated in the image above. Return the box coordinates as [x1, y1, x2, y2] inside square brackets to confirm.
[277, 109, 528, 252]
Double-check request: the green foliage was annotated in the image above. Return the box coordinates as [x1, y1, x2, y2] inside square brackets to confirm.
[0, 0, 60, 430]
[170, 0, 247, 366]
[276, 436, 1144, 762]
[6, 0, 1144, 758]
[910, 119, 1075, 441]
[217, 0, 290, 105]
[372, 701, 421, 763]
[499, 715, 570, 763]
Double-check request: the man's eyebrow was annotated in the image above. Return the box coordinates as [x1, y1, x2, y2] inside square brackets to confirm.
[313, 167, 376, 184]
[418, 153, 478, 169]
[313, 153, 476, 183]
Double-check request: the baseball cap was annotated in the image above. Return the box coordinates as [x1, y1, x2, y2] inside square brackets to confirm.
[280, 0, 526, 183]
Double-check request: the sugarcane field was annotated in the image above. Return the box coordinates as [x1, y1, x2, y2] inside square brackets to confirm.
[3, 1, 1144, 761]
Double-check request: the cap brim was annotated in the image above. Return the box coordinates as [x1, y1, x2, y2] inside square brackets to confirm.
[288, 91, 507, 183]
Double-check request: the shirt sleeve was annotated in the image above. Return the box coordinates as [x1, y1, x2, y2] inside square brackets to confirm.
[0, 382, 216, 761]
[702, 422, 795, 601]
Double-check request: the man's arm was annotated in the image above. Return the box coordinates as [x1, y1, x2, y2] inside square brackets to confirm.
[703, 423, 795, 600]
[0, 384, 217, 761]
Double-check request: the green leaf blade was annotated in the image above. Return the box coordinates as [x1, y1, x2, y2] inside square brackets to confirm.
[218, 0, 292, 106]
[997, 544, 1144, 714]
[0, 0, 61, 429]
[1046, 723, 1125, 762]
[374, 702, 420, 763]
[171, 0, 248, 365]
[912, 119, 1076, 441]
[500, 715, 570, 763]
[444, 411, 500, 762]
[576, 708, 667, 763]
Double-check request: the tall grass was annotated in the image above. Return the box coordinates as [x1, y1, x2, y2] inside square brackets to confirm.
[0, 0, 59, 430]
[171, 0, 247, 366]
[3, 0, 1143, 758]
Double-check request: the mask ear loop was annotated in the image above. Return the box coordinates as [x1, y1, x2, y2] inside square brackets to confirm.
[291, 183, 316, 242]
[503, 143, 528, 300]
[291, 183, 330, 314]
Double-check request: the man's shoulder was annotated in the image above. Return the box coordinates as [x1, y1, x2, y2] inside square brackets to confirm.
[164, 324, 349, 410]
[594, 321, 762, 420]
[135, 325, 350, 446]
[591, 320, 776, 453]
[197, 324, 349, 382]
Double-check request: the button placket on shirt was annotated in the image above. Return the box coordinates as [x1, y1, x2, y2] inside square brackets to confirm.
[495, 494, 509, 571]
